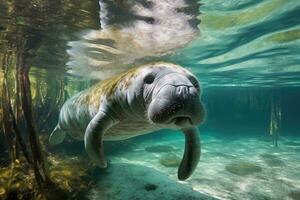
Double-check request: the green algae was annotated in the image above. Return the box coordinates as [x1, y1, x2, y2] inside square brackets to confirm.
[0, 155, 95, 200]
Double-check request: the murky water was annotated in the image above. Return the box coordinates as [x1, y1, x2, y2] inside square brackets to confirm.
[0, 0, 300, 200]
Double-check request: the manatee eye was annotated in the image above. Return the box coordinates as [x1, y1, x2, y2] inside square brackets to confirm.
[144, 74, 155, 84]
[146, 17, 155, 24]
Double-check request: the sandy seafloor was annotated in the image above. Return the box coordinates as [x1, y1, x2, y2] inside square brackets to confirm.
[87, 131, 300, 200]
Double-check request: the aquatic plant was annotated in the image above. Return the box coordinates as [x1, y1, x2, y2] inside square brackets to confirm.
[0, 154, 94, 200]
[269, 94, 282, 147]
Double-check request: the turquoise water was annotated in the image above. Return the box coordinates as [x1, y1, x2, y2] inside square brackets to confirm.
[174, 0, 300, 87]
[1, 0, 300, 199]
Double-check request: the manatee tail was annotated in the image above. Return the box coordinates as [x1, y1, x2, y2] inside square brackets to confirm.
[49, 126, 66, 145]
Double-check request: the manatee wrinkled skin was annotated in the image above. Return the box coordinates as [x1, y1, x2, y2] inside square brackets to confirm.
[50, 62, 205, 180]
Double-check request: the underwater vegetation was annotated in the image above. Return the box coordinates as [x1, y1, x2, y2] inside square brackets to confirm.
[269, 96, 281, 147]
[0, 154, 94, 200]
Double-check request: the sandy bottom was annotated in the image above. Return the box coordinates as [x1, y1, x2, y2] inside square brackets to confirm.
[89, 132, 300, 200]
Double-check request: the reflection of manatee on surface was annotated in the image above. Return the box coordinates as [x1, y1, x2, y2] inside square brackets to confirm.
[67, 0, 201, 79]
[50, 62, 205, 180]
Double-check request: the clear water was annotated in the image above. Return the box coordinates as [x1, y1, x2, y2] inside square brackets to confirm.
[0, 0, 300, 200]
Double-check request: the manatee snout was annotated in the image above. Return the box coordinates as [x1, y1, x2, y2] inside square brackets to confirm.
[148, 84, 204, 127]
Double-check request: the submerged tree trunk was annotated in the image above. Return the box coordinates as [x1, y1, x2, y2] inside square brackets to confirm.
[1, 53, 33, 166]
[19, 53, 51, 189]
[1, 51, 51, 195]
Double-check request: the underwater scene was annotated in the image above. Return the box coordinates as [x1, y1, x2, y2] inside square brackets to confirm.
[0, 0, 300, 199]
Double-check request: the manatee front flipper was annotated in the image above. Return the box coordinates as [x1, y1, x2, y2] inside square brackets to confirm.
[84, 110, 116, 168]
[178, 127, 201, 181]
[49, 126, 66, 145]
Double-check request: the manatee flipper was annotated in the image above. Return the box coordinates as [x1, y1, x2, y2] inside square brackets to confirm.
[49, 126, 66, 145]
[84, 110, 116, 168]
[178, 127, 201, 181]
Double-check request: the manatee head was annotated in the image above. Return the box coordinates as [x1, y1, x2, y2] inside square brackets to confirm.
[141, 63, 205, 129]
[134, 62, 205, 181]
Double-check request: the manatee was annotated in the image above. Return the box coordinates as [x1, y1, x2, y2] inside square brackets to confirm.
[50, 62, 205, 180]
